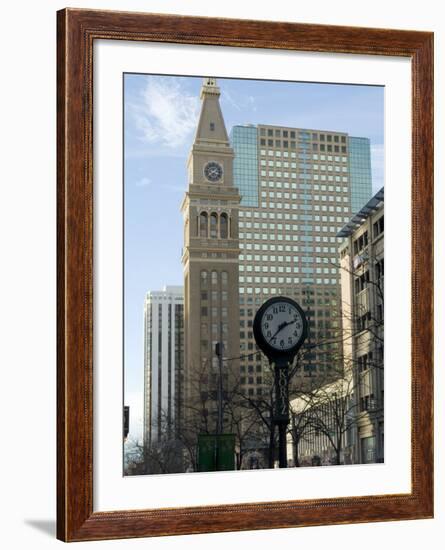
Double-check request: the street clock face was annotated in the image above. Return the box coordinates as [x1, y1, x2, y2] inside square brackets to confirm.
[204, 161, 223, 182]
[261, 301, 304, 351]
[253, 297, 308, 359]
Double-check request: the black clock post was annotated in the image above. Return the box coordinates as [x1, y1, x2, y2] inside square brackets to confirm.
[253, 297, 308, 468]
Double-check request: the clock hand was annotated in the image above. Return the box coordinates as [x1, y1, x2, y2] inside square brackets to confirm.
[269, 318, 300, 342]
[269, 320, 290, 341]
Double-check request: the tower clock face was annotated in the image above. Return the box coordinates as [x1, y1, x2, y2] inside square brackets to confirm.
[253, 297, 308, 358]
[204, 161, 223, 182]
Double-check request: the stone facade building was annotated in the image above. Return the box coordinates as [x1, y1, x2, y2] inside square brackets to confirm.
[338, 188, 384, 463]
[180, 78, 241, 435]
[288, 189, 384, 466]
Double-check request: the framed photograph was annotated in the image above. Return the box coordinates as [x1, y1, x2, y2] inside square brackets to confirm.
[57, 8, 433, 542]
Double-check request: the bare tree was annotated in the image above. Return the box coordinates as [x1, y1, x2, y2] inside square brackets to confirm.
[296, 371, 358, 465]
[137, 256, 384, 474]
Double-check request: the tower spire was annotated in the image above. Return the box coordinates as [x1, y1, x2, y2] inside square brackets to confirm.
[194, 76, 229, 145]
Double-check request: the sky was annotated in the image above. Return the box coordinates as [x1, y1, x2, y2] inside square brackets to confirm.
[124, 74, 384, 440]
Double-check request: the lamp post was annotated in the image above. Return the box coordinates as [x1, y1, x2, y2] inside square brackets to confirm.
[215, 341, 223, 435]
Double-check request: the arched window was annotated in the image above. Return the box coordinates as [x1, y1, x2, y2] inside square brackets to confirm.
[199, 212, 208, 238]
[210, 213, 218, 238]
[200, 270, 208, 287]
[211, 270, 218, 286]
[221, 271, 228, 287]
[220, 213, 228, 238]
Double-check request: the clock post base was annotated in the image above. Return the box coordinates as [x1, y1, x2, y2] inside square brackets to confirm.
[277, 421, 288, 468]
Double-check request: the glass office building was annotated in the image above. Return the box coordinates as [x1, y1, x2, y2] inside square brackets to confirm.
[230, 125, 259, 207]
[232, 127, 373, 215]
[229, 124, 375, 393]
[348, 136, 373, 214]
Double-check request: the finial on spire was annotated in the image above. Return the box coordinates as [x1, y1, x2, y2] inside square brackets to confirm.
[200, 77, 220, 99]
[203, 77, 217, 87]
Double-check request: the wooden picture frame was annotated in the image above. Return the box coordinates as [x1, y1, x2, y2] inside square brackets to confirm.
[57, 8, 433, 542]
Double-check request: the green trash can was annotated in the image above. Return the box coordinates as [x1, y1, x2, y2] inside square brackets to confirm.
[198, 434, 236, 472]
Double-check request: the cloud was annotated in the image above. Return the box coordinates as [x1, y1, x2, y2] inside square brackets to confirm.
[135, 177, 151, 187]
[247, 95, 257, 112]
[221, 89, 257, 113]
[222, 89, 242, 111]
[128, 77, 199, 150]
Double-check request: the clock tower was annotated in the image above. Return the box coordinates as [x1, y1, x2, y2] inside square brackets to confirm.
[180, 78, 240, 436]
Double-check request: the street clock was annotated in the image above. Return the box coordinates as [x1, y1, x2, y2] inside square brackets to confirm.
[253, 296, 309, 468]
[253, 296, 308, 361]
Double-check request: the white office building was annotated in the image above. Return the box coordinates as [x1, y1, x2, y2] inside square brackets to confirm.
[143, 286, 184, 445]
